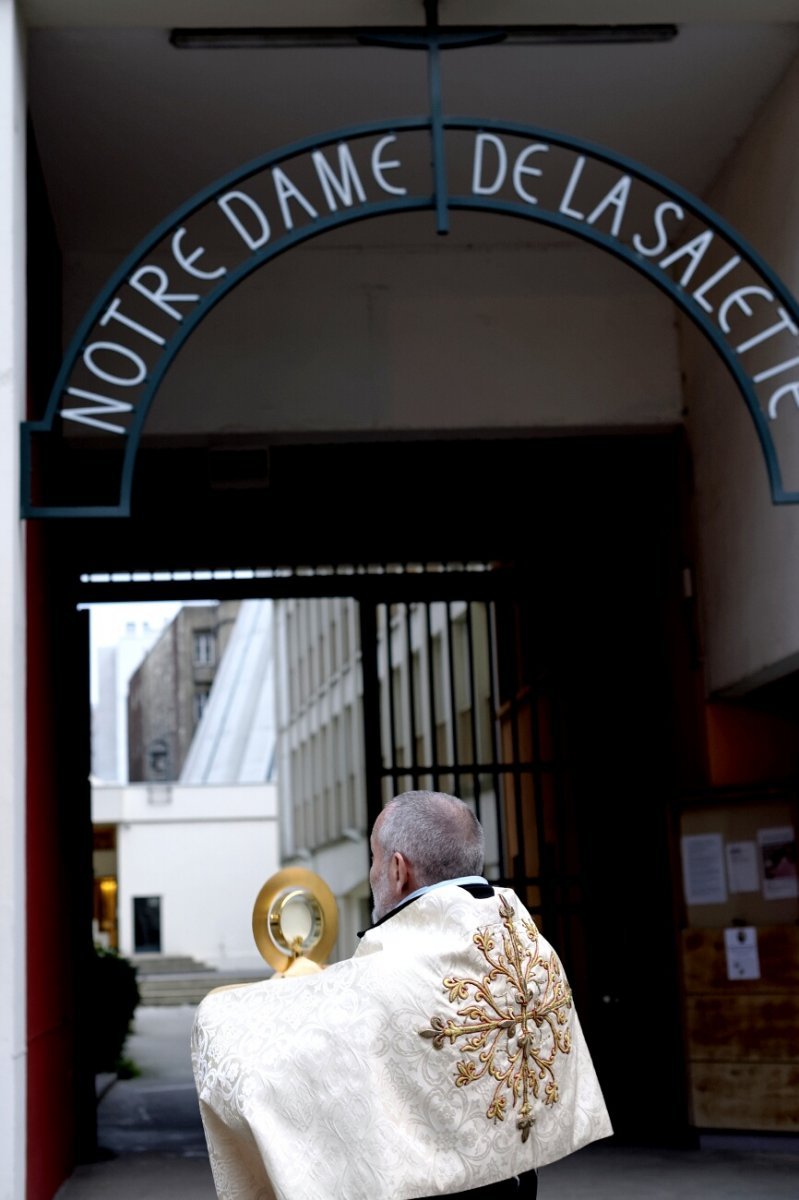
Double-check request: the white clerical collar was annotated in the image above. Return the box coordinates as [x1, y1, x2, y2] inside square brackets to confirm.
[359, 877, 492, 937]
[398, 876, 489, 909]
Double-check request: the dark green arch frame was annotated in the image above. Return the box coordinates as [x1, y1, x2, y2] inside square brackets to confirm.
[21, 116, 799, 517]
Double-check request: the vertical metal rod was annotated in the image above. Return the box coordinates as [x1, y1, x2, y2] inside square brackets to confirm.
[385, 601, 400, 793]
[422, 2, 449, 235]
[405, 603, 420, 785]
[336, 600, 346, 835]
[427, 38, 450, 235]
[444, 600, 461, 796]
[465, 601, 483, 826]
[485, 600, 506, 879]
[508, 605, 527, 892]
[359, 602, 383, 836]
[424, 602, 440, 789]
[550, 672, 572, 963]
[485, 601, 503, 828]
[523, 609, 549, 926]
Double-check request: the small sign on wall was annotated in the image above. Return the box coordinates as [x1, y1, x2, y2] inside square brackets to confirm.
[758, 826, 798, 901]
[681, 833, 727, 906]
[724, 926, 761, 980]
[725, 840, 759, 894]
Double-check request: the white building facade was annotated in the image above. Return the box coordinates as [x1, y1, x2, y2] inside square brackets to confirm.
[92, 599, 279, 967]
[274, 596, 369, 952]
[93, 781, 278, 970]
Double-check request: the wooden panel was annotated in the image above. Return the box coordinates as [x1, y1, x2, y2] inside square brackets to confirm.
[690, 1063, 799, 1131]
[682, 926, 799, 993]
[686, 994, 799, 1062]
[682, 928, 799, 1129]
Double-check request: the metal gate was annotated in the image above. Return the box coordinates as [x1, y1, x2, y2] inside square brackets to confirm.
[78, 552, 684, 1136]
[358, 572, 581, 969]
[79, 561, 582, 976]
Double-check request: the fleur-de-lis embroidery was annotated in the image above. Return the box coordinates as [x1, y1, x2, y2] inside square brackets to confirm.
[419, 895, 572, 1144]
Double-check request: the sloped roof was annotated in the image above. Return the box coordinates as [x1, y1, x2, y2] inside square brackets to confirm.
[180, 600, 276, 784]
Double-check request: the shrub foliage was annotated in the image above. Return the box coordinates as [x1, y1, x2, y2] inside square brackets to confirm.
[90, 947, 140, 1073]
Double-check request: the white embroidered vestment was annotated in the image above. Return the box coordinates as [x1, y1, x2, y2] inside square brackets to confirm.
[192, 885, 612, 1200]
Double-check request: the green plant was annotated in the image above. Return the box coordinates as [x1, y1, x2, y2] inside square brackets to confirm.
[115, 1055, 141, 1080]
[89, 946, 141, 1074]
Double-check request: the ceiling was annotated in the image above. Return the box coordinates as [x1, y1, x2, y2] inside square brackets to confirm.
[20, 1, 799, 29]
[26, 10, 799, 260]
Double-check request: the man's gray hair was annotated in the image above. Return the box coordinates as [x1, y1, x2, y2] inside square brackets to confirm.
[377, 791, 485, 885]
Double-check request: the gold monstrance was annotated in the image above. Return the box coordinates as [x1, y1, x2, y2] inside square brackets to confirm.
[252, 867, 338, 977]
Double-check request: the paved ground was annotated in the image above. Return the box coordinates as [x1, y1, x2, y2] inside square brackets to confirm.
[543, 1142, 799, 1198]
[56, 1006, 799, 1199]
[57, 1006, 216, 1199]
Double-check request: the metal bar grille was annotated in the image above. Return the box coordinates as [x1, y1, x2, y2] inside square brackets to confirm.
[368, 590, 580, 937]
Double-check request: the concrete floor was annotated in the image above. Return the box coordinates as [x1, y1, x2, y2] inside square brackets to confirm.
[56, 1007, 799, 1200]
[542, 1142, 799, 1199]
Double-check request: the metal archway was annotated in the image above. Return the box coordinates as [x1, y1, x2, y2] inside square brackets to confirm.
[22, 117, 799, 516]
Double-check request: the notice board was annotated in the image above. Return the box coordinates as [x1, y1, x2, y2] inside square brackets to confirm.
[680, 796, 798, 929]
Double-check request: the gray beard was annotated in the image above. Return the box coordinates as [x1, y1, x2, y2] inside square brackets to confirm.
[371, 880, 391, 925]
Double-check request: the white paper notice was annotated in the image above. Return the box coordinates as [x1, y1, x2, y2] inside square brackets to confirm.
[724, 926, 761, 980]
[758, 826, 798, 900]
[681, 833, 727, 906]
[726, 841, 760, 894]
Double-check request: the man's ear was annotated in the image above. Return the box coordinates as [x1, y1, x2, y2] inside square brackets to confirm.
[391, 851, 411, 893]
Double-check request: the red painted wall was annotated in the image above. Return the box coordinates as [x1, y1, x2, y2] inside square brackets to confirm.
[26, 122, 97, 1198]
[26, 525, 95, 1198]
[26, 522, 77, 1198]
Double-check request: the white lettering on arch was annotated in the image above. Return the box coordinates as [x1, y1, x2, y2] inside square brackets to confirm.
[272, 167, 319, 231]
[218, 191, 272, 251]
[218, 189, 271, 250]
[61, 388, 134, 435]
[129, 266, 200, 320]
[719, 286, 774, 334]
[471, 133, 507, 196]
[632, 201, 684, 258]
[312, 144, 367, 212]
[83, 342, 147, 387]
[768, 382, 799, 420]
[172, 227, 226, 280]
[659, 230, 714, 288]
[100, 299, 165, 346]
[371, 136, 407, 196]
[558, 156, 587, 221]
[586, 175, 631, 239]
[512, 143, 548, 206]
[736, 306, 798, 355]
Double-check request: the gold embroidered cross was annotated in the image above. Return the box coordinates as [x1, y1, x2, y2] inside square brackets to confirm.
[419, 895, 572, 1143]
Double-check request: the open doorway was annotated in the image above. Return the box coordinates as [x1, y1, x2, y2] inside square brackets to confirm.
[32, 432, 698, 1193]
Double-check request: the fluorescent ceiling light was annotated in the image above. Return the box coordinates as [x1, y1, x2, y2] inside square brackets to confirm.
[170, 26, 679, 51]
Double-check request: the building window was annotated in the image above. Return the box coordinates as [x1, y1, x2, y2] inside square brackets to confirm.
[193, 688, 211, 724]
[133, 896, 162, 954]
[148, 737, 170, 778]
[194, 629, 215, 666]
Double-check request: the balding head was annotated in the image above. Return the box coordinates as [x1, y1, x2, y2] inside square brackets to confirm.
[369, 791, 485, 922]
[377, 791, 485, 883]
[369, 791, 485, 923]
